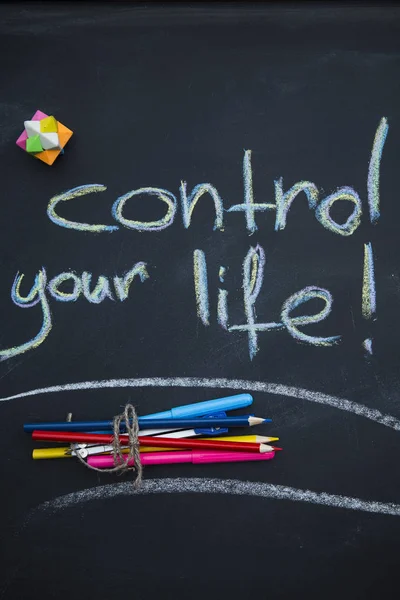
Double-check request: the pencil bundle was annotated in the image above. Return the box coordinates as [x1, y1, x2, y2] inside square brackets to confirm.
[25, 393, 281, 471]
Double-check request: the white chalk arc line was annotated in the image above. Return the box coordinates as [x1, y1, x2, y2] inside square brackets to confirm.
[37, 478, 400, 518]
[1, 376, 400, 431]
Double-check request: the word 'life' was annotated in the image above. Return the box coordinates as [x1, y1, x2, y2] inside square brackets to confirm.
[194, 242, 376, 359]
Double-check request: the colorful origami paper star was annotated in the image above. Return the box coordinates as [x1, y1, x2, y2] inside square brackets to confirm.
[16, 110, 73, 165]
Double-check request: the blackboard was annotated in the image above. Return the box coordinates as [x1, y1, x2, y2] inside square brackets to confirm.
[1, 3, 400, 598]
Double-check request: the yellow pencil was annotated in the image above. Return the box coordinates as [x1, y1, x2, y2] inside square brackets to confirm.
[33, 447, 71, 460]
[32, 445, 180, 459]
[200, 435, 279, 444]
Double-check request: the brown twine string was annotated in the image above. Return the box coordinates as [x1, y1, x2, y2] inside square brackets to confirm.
[69, 404, 142, 487]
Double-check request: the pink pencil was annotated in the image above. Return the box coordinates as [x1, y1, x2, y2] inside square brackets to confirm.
[87, 449, 276, 468]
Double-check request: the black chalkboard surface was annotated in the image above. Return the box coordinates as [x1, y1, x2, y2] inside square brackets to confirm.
[1, 3, 400, 598]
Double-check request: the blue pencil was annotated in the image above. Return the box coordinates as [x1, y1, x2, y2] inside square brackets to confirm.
[23, 393, 253, 432]
[25, 415, 269, 433]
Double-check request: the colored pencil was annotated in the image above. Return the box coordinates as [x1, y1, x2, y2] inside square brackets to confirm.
[31, 435, 280, 460]
[25, 415, 266, 432]
[31, 445, 178, 459]
[202, 435, 279, 443]
[23, 393, 254, 433]
[139, 415, 269, 429]
[88, 449, 276, 468]
[32, 430, 280, 453]
[143, 428, 225, 438]
[33, 447, 78, 460]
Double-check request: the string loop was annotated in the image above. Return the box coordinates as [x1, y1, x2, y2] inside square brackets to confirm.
[73, 404, 142, 487]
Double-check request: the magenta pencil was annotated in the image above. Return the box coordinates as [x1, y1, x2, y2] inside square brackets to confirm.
[87, 449, 276, 468]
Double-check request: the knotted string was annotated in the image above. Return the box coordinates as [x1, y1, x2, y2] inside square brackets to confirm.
[71, 404, 143, 487]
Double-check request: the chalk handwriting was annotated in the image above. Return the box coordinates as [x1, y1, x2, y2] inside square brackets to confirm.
[0, 117, 388, 361]
[180, 182, 224, 230]
[195, 245, 340, 359]
[48, 272, 82, 302]
[0, 263, 149, 361]
[315, 186, 362, 237]
[113, 263, 149, 301]
[46, 118, 387, 236]
[81, 272, 114, 304]
[112, 188, 177, 231]
[3, 269, 52, 361]
[47, 184, 118, 233]
[281, 287, 339, 346]
[228, 150, 275, 233]
[274, 179, 319, 231]
[362, 242, 376, 320]
[368, 117, 388, 223]
[362, 241, 376, 354]
[193, 249, 210, 326]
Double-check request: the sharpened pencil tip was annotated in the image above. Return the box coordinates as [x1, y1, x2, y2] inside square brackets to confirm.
[259, 444, 283, 453]
[248, 416, 267, 426]
[260, 444, 276, 453]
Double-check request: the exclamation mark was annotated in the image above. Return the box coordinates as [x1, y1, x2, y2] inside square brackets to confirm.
[362, 242, 376, 354]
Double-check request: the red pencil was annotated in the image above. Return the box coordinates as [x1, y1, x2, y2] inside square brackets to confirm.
[31, 430, 281, 454]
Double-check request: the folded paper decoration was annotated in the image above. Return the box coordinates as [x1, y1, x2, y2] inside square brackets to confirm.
[16, 110, 73, 165]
